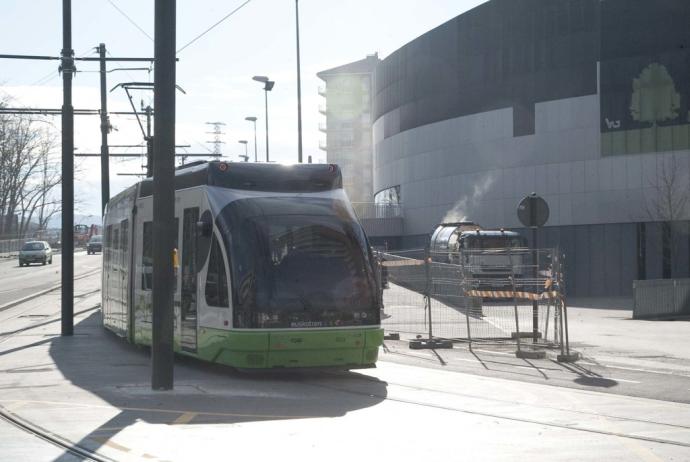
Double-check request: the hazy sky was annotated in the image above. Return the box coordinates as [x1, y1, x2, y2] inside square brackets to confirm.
[0, 0, 487, 217]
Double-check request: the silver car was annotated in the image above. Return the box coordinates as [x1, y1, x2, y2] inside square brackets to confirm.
[18, 241, 53, 267]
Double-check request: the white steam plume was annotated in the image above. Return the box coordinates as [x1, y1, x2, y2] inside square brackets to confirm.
[441, 173, 496, 223]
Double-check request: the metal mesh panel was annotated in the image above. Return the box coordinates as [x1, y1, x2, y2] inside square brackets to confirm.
[377, 247, 569, 353]
[633, 279, 690, 319]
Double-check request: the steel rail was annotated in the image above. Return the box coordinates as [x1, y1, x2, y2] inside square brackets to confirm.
[0, 270, 111, 461]
[0, 407, 114, 462]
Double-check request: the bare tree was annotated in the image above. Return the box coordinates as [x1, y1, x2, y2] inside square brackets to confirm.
[646, 156, 689, 223]
[0, 100, 61, 239]
[645, 155, 690, 278]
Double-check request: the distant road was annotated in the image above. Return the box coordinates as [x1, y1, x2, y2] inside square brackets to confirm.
[0, 251, 101, 307]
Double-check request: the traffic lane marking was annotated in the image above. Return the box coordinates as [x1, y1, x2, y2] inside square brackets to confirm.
[89, 436, 131, 453]
[609, 378, 641, 384]
[172, 412, 197, 425]
[579, 361, 690, 378]
[0, 399, 316, 420]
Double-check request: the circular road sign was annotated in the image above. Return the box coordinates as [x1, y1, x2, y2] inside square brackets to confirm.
[517, 194, 549, 228]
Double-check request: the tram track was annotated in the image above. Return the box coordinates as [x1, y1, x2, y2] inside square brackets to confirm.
[315, 371, 690, 449]
[0, 406, 114, 462]
[0, 270, 110, 461]
[0, 267, 101, 314]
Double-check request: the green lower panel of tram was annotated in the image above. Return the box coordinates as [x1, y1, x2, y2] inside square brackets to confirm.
[194, 328, 384, 369]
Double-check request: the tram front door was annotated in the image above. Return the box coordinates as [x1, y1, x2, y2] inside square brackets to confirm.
[180, 207, 199, 352]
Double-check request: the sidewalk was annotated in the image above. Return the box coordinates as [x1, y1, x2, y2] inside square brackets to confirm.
[567, 298, 690, 374]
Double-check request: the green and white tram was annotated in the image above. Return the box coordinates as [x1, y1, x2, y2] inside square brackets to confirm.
[102, 161, 383, 369]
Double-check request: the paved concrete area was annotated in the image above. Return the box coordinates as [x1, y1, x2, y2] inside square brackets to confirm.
[1, 272, 690, 461]
[567, 299, 690, 373]
[0, 251, 100, 307]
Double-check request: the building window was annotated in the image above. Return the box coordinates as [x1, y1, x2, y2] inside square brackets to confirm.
[375, 185, 401, 205]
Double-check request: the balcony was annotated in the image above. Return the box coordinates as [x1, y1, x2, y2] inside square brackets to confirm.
[318, 122, 327, 132]
[352, 202, 403, 219]
[318, 85, 327, 97]
[318, 104, 327, 115]
[318, 140, 327, 151]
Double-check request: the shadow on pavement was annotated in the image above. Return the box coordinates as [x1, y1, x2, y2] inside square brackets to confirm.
[49, 311, 388, 461]
[556, 360, 619, 388]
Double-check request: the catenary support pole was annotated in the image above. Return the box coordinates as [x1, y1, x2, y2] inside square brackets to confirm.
[145, 105, 153, 177]
[98, 43, 110, 215]
[61, 0, 75, 337]
[295, 0, 303, 163]
[152, 0, 176, 390]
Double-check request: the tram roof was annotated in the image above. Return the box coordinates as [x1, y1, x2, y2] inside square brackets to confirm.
[138, 161, 343, 197]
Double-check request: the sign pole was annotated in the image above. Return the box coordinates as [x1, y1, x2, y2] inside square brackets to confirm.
[531, 196, 539, 344]
[516, 193, 549, 358]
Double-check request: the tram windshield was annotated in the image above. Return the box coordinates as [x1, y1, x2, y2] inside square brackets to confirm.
[216, 196, 379, 329]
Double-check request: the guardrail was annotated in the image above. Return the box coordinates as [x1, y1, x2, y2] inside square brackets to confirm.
[633, 279, 690, 319]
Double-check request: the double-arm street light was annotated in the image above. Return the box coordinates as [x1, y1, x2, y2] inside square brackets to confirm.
[244, 116, 258, 162]
[252, 75, 274, 163]
[238, 140, 249, 162]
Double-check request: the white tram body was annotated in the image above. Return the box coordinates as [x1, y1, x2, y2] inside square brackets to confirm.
[102, 161, 383, 369]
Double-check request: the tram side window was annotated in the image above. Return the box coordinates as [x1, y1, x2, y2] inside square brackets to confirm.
[205, 234, 229, 307]
[142, 221, 153, 290]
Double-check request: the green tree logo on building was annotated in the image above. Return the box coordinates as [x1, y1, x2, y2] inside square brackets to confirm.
[630, 63, 680, 127]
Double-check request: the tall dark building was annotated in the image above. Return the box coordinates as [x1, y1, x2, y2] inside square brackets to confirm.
[350, 0, 689, 296]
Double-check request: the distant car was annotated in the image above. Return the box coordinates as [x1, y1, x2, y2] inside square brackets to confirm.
[87, 235, 103, 255]
[18, 241, 53, 266]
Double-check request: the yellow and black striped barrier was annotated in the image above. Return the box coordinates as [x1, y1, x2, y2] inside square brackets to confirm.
[464, 289, 559, 300]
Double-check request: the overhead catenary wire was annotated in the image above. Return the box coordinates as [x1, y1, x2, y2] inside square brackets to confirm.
[102, 0, 253, 55]
[28, 47, 94, 87]
[104, 0, 153, 42]
[176, 0, 253, 54]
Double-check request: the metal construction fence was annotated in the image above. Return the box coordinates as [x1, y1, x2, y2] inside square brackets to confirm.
[377, 247, 574, 358]
[633, 279, 690, 319]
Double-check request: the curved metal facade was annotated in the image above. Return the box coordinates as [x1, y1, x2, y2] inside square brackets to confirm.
[372, 0, 690, 295]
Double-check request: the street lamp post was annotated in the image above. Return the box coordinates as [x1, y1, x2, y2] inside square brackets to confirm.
[252, 76, 274, 163]
[295, 0, 303, 163]
[238, 140, 248, 162]
[244, 116, 258, 162]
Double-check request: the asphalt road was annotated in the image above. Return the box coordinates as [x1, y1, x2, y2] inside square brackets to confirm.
[0, 251, 101, 307]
